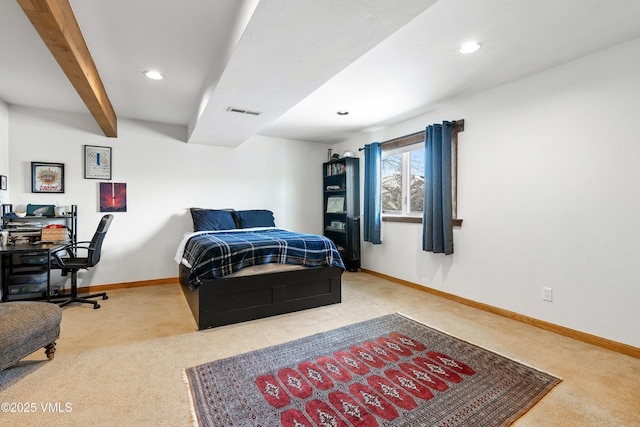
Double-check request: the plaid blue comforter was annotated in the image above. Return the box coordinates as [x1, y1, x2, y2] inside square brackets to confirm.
[179, 228, 345, 289]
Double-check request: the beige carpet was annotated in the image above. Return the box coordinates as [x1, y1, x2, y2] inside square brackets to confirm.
[1, 271, 639, 426]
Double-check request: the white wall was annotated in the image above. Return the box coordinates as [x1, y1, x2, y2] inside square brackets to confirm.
[7, 106, 326, 288]
[0, 99, 8, 205]
[334, 37, 640, 347]
[6, 38, 639, 348]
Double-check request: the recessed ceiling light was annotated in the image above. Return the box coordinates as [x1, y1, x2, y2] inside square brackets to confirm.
[144, 70, 164, 80]
[336, 111, 349, 116]
[458, 41, 481, 54]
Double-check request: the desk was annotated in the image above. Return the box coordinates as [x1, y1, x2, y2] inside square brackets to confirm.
[0, 243, 66, 302]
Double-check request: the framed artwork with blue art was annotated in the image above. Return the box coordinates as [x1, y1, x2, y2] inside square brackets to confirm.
[85, 145, 112, 179]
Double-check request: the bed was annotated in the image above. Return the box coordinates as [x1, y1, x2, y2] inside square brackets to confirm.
[176, 209, 345, 330]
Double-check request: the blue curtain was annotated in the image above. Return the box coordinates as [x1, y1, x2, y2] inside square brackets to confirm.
[422, 122, 454, 254]
[363, 142, 382, 244]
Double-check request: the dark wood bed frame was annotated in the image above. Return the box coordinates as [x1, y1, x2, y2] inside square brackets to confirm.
[179, 264, 343, 330]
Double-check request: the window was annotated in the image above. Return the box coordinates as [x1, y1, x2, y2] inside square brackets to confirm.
[382, 145, 424, 216]
[378, 120, 464, 225]
[381, 152, 402, 213]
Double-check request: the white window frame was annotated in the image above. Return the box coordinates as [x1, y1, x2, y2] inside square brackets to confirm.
[382, 143, 424, 218]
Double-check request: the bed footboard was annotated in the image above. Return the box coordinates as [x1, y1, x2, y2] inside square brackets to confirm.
[179, 264, 342, 330]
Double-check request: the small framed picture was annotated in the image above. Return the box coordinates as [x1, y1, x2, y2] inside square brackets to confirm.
[0, 175, 6, 190]
[99, 182, 127, 212]
[84, 145, 112, 180]
[32, 162, 64, 193]
[326, 196, 345, 213]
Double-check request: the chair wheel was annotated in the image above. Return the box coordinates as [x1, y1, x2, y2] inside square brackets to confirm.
[103, 295, 108, 300]
[94, 304, 101, 309]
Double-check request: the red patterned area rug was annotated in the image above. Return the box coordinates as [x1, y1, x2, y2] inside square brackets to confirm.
[185, 314, 560, 426]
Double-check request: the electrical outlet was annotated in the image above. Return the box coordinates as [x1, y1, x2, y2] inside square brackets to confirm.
[542, 287, 553, 302]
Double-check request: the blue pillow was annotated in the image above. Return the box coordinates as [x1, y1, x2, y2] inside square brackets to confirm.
[233, 210, 275, 228]
[190, 208, 237, 231]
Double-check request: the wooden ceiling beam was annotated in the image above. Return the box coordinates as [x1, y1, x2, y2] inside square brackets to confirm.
[17, 0, 117, 137]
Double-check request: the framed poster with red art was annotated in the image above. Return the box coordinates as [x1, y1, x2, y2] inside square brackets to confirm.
[100, 182, 127, 212]
[31, 162, 64, 193]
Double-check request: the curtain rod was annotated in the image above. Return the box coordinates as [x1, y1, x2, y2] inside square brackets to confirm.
[358, 119, 464, 151]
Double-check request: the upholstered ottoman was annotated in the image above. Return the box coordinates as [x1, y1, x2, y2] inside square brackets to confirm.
[0, 301, 62, 371]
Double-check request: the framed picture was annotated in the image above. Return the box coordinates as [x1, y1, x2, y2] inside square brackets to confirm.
[0, 175, 6, 190]
[31, 162, 64, 193]
[326, 196, 345, 213]
[99, 182, 127, 212]
[84, 145, 112, 179]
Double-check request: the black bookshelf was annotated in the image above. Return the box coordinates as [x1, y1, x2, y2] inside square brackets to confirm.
[323, 157, 360, 271]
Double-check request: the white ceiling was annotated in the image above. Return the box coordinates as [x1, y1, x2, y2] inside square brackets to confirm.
[1, 0, 639, 147]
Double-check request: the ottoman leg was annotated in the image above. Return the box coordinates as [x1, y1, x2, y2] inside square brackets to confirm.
[44, 342, 57, 360]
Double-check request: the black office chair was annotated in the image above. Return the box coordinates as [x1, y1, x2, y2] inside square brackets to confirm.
[50, 214, 113, 309]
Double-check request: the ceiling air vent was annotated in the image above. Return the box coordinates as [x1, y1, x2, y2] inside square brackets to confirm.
[226, 107, 262, 116]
